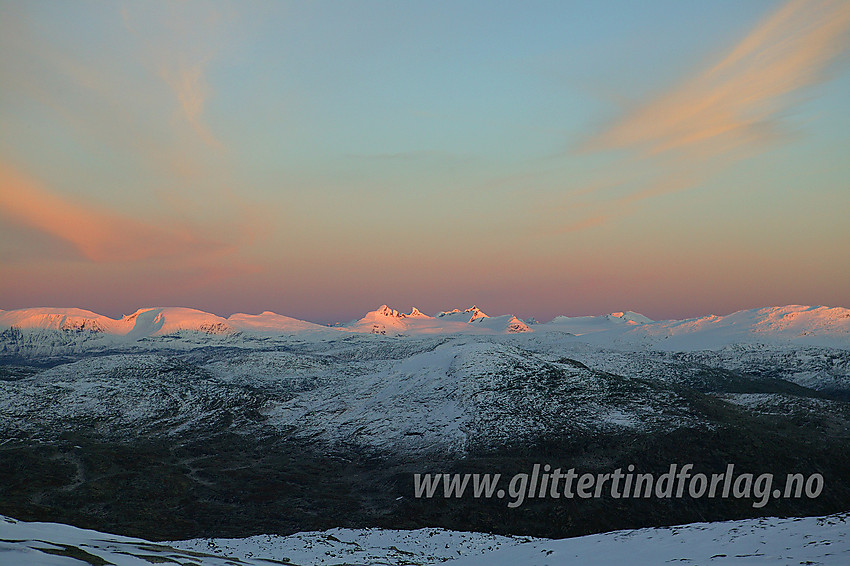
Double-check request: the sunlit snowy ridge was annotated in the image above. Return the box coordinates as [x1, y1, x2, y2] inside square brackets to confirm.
[1, 304, 848, 350]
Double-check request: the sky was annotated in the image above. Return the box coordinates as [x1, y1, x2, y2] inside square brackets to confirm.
[1, 0, 849, 324]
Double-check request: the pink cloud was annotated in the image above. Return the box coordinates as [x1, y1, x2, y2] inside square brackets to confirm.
[585, 0, 850, 157]
[561, 0, 850, 233]
[0, 161, 223, 263]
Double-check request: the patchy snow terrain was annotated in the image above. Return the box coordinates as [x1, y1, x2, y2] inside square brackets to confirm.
[1, 512, 847, 565]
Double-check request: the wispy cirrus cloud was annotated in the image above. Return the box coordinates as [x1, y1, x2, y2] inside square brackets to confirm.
[159, 59, 222, 149]
[585, 0, 850, 157]
[0, 3, 260, 275]
[0, 161, 225, 263]
[559, 0, 850, 232]
[121, 2, 226, 151]
[0, 4, 224, 179]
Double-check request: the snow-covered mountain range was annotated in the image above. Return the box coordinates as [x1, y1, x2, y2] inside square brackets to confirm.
[0, 306, 327, 337]
[1, 304, 848, 350]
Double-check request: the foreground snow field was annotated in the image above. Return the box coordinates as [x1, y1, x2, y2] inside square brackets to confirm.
[1, 512, 847, 565]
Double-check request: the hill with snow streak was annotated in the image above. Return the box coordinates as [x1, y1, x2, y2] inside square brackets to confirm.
[0, 307, 331, 337]
[0, 307, 124, 334]
[0, 307, 235, 337]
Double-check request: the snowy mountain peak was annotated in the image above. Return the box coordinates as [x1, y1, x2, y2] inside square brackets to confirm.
[506, 316, 531, 333]
[362, 305, 433, 320]
[121, 307, 235, 337]
[436, 306, 489, 323]
[465, 306, 489, 322]
[407, 307, 429, 318]
[374, 305, 404, 318]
